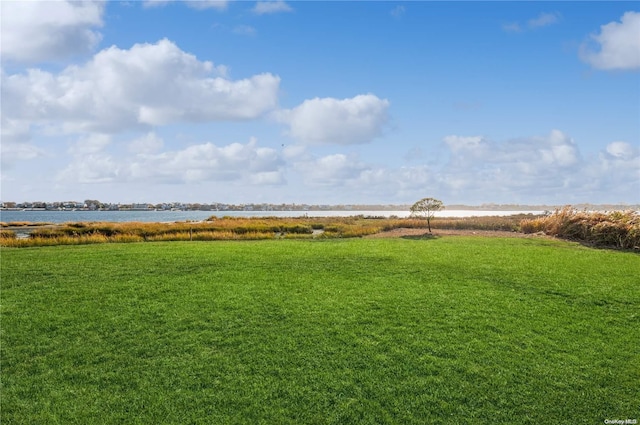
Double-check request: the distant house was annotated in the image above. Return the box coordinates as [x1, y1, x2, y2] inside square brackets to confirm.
[132, 203, 153, 211]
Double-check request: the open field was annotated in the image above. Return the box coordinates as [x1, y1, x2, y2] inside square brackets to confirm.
[1, 237, 638, 424]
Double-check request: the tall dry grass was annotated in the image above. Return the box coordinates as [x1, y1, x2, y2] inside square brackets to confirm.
[0, 230, 17, 239]
[521, 207, 639, 250]
[0, 213, 583, 248]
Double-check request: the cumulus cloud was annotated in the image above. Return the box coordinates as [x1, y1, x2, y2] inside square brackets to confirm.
[58, 134, 118, 183]
[605, 141, 638, 159]
[1, 0, 104, 63]
[437, 130, 589, 201]
[580, 11, 640, 70]
[57, 137, 285, 186]
[1, 142, 46, 169]
[443, 135, 487, 154]
[0, 113, 45, 169]
[68, 134, 112, 156]
[370, 132, 634, 203]
[0, 115, 31, 145]
[128, 132, 165, 155]
[594, 141, 640, 197]
[127, 137, 285, 184]
[444, 130, 579, 169]
[276, 94, 390, 145]
[298, 154, 368, 186]
[3, 39, 281, 134]
[290, 152, 439, 202]
[252, 1, 293, 15]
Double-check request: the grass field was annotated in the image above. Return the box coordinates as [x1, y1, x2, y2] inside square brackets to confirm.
[1, 237, 638, 424]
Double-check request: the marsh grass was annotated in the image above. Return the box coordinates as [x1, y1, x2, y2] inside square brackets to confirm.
[2, 221, 53, 227]
[1, 238, 638, 423]
[3, 217, 382, 246]
[7, 211, 636, 249]
[0, 229, 17, 239]
[521, 207, 640, 250]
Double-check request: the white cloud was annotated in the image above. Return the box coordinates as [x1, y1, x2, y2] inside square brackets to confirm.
[289, 128, 625, 203]
[128, 137, 285, 184]
[437, 130, 586, 201]
[143, 0, 228, 10]
[595, 141, 640, 197]
[536, 129, 580, 167]
[444, 130, 579, 170]
[58, 135, 118, 184]
[502, 11, 560, 34]
[129, 132, 165, 155]
[250, 171, 285, 185]
[443, 135, 486, 154]
[143, 0, 171, 7]
[0, 112, 45, 169]
[68, 134, 111, 155]
[291, 152, 438, 202]
[3, 39, 281, 134]
[0, 116, 31, 145]
[57, 137, 285, 186]
[300, 154, 368, 186]
[276, 94, 390, 145]
[58, 153, 120, 184]
[185, 1, 229, 10]
[0, 142, 46, 168]
[502, 23, 522, 33]
[252, 1, 293, 15]
[580, 11, 640, 70]
[606, 141, 638, 159]
[527, 12, 561, 29]
[1, 0, 104, 63]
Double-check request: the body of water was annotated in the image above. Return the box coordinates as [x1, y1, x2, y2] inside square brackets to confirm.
[0, 209, 544, 224]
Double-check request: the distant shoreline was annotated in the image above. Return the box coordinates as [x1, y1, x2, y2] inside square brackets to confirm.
[1, 203, 638, 213]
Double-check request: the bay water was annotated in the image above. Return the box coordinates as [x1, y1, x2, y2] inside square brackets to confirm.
[0, 209, 543, 224]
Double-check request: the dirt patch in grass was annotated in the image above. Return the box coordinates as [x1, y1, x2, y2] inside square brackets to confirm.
[365, 227, 550, 239]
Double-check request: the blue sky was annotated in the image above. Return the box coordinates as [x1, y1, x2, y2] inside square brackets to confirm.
[1, 1, 639, 205]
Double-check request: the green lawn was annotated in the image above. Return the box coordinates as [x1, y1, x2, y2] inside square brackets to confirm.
[1, 237, 638, 424]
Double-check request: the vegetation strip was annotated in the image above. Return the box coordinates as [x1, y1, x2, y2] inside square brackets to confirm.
[2, 208, 638, 250]
[1, 238, 638, 423]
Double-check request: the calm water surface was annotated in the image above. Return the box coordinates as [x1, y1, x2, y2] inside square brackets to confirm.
[0, 209, 543, 224]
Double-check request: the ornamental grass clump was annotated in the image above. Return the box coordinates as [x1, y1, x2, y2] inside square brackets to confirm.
[521, 206, 639, 250]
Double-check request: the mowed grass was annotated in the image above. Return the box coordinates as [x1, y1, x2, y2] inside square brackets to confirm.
[1, 237, 638, 424]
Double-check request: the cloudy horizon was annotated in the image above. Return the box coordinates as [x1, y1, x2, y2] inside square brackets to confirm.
[1, 1, 638, 205]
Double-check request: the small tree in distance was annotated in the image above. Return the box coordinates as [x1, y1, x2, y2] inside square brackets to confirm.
[410, 197, 444, 233]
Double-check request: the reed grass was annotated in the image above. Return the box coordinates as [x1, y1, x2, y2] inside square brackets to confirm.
[521, 207, 640, 250]
[6, 211, 636, 249]
[0, 229, 17, 239]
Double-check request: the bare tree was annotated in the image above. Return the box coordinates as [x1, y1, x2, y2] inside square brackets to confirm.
[410, 198, 444, 233]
